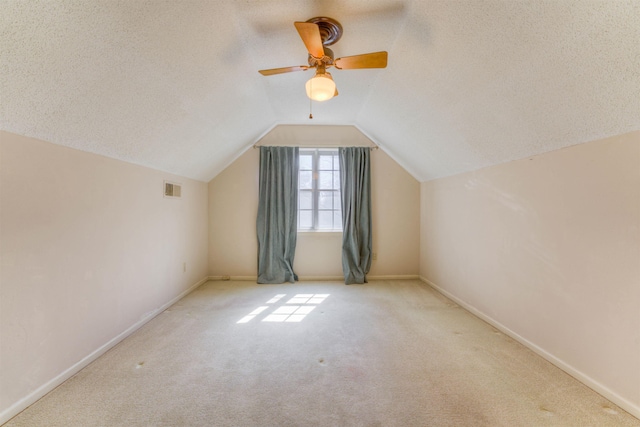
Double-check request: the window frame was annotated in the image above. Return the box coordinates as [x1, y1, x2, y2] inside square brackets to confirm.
[298, 148, 342, 232]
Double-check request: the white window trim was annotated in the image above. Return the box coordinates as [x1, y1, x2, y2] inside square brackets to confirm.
[297, 230, 342, 235]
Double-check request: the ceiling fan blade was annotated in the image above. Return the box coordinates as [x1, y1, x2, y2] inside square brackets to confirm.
[294, 22, 325, 58]
[259, 65, 310, 76]
[334, 51, 388, 70]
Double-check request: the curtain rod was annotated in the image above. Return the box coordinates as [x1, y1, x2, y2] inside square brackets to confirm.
[253, 144, 378, 150]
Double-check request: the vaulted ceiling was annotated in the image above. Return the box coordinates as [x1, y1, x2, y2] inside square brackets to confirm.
[2, 1, 639, 182]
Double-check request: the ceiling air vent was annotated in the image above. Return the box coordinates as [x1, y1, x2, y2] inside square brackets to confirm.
[164, 181, 182, 198]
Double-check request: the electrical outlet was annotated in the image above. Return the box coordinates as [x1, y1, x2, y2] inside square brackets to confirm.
[372, 252, 378, 261]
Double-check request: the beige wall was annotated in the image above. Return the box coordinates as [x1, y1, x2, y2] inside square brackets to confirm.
[0, 131, 209, 422]
[207, 148, 260, 277]
[208, 147, 420, 279]
[420, 131, 640, 416]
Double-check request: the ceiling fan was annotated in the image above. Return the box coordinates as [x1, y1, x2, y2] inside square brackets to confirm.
[258, 17, 388, 102]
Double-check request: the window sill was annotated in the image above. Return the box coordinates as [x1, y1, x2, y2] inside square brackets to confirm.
[298, 230, 342, 235]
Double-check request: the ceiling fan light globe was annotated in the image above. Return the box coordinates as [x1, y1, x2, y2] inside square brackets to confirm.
[305, 75, 336, 101]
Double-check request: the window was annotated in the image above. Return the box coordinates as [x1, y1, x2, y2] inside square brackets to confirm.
[298, 149, 342, 231]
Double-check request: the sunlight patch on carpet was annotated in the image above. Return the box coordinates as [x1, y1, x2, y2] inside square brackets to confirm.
[237, 294, 329, 324]
[266, 294, 286, 304]
[263, 305, 316, 322]
[286, 294, 329, 304]
[236, 306, 269, 324]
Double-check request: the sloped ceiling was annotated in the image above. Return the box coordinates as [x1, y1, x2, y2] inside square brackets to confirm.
[1, 1, 639, 182]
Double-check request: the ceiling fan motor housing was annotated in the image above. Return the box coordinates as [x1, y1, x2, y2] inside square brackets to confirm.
[308, 47, 334, 66]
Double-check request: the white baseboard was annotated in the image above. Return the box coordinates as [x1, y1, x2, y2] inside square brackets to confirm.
[299, 276, 343, 281]
[419, 276, 640, 420]
[208, 275, 256, 281]
[0, 276, 208, 426]
[368, 275, 420, 280]
[206, 275, 420, 283]
[208, 275, 344, 282]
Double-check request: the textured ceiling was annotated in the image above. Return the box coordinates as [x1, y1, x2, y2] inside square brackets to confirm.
[1, 0, 639, 182]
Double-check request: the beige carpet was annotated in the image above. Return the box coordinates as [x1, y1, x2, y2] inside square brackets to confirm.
[5, 280, 639, 426]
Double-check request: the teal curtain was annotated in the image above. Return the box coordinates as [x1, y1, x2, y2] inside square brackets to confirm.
[339, 147, 372, 284]
[256, 146, 299, 284]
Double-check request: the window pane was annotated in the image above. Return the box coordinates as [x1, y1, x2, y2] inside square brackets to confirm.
[299, 190, 312, 210]
[319, 171, 333, 189]
[299, 171, 312, 189]
[318, 191, 333, 209]
[300, 155, 312, 170]
[334, 211, 342, 230]
[319, 155, 333, 170]
[299, 210, 312, 229]
[298, 149, 341, 232]
[318, 211, 333, 229]
[333, 171, 340, 189]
